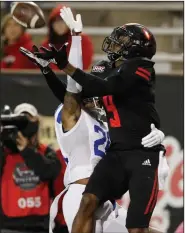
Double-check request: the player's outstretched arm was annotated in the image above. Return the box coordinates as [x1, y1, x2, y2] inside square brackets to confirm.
[59, 8, 84, 131]
[60, 6, 100, 98]
[64, 64, 113, 96]
[19, 46, 67, 103]
[62, 91, 81, 131]
[34, 46, 136, 97]
[61, 35, 83, 132]
[42, 68, 67, 103]
[34, 7, 136, 97]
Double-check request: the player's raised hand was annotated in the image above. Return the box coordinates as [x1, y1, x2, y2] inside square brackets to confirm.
[60, 7, 83, 34]
[34, 43, 69, 70]
[19, 46, 53, 70]
[141, 123, 165, 147]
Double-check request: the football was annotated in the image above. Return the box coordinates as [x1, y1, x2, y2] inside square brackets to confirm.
[11, 2, 45, 28]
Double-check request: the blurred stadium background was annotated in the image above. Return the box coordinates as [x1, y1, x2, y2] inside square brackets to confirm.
[1, 1, 184, 233]
[32, 1, 184, 75]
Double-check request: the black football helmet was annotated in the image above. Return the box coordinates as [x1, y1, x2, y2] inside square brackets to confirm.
[102, 23, 156, 61]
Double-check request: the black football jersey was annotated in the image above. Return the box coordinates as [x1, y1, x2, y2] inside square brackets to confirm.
[72, 57, 161, 150]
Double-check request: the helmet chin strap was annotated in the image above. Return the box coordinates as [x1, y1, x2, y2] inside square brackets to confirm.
[115, 57, 125, 62]
[107, 52, 123, 62]
[107, 55, 126, 70]
[114, 57, 126, 67]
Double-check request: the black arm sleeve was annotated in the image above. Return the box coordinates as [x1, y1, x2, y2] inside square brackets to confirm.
[72, 69, 118, 97]
[42, 68, 94, 100]
[42, 68, 67, 103]
[20, 147, 61, 181]
[72, 67, 136, 97]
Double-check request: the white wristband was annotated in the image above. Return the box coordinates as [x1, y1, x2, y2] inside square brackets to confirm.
[66, 76, 82, 93]
[66, 35, 82, 93]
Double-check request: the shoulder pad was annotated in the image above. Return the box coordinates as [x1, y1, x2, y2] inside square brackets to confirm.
[125, 57, 155, 67]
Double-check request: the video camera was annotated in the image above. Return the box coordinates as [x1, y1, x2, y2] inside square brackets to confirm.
[0, 105, 28, 149]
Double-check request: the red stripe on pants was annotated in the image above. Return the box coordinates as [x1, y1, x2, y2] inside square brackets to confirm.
[144, 169, 158, 215]
[150, 170, 159, 213]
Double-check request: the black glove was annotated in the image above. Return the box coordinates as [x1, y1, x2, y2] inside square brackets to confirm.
[19, 45, 54, 72]
[34, 43, 69, 70]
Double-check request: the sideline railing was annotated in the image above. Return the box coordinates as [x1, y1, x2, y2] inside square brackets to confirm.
[28, 27, 183, 36]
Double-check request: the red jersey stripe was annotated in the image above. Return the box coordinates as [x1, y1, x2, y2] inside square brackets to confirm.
[135, 71, 149, 81]
[138, 67, 150, 76]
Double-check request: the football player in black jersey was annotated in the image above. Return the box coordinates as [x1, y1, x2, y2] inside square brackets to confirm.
[20, 23, 165, 233]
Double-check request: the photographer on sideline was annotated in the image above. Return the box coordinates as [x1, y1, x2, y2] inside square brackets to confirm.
[0, 103, 62, 233]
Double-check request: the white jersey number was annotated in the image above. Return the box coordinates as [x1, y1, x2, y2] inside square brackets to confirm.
[18, 196, 41, 209]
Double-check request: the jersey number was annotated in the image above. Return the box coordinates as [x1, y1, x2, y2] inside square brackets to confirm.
[94, 125, 110, 157]
[103, 95, 121, 128]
